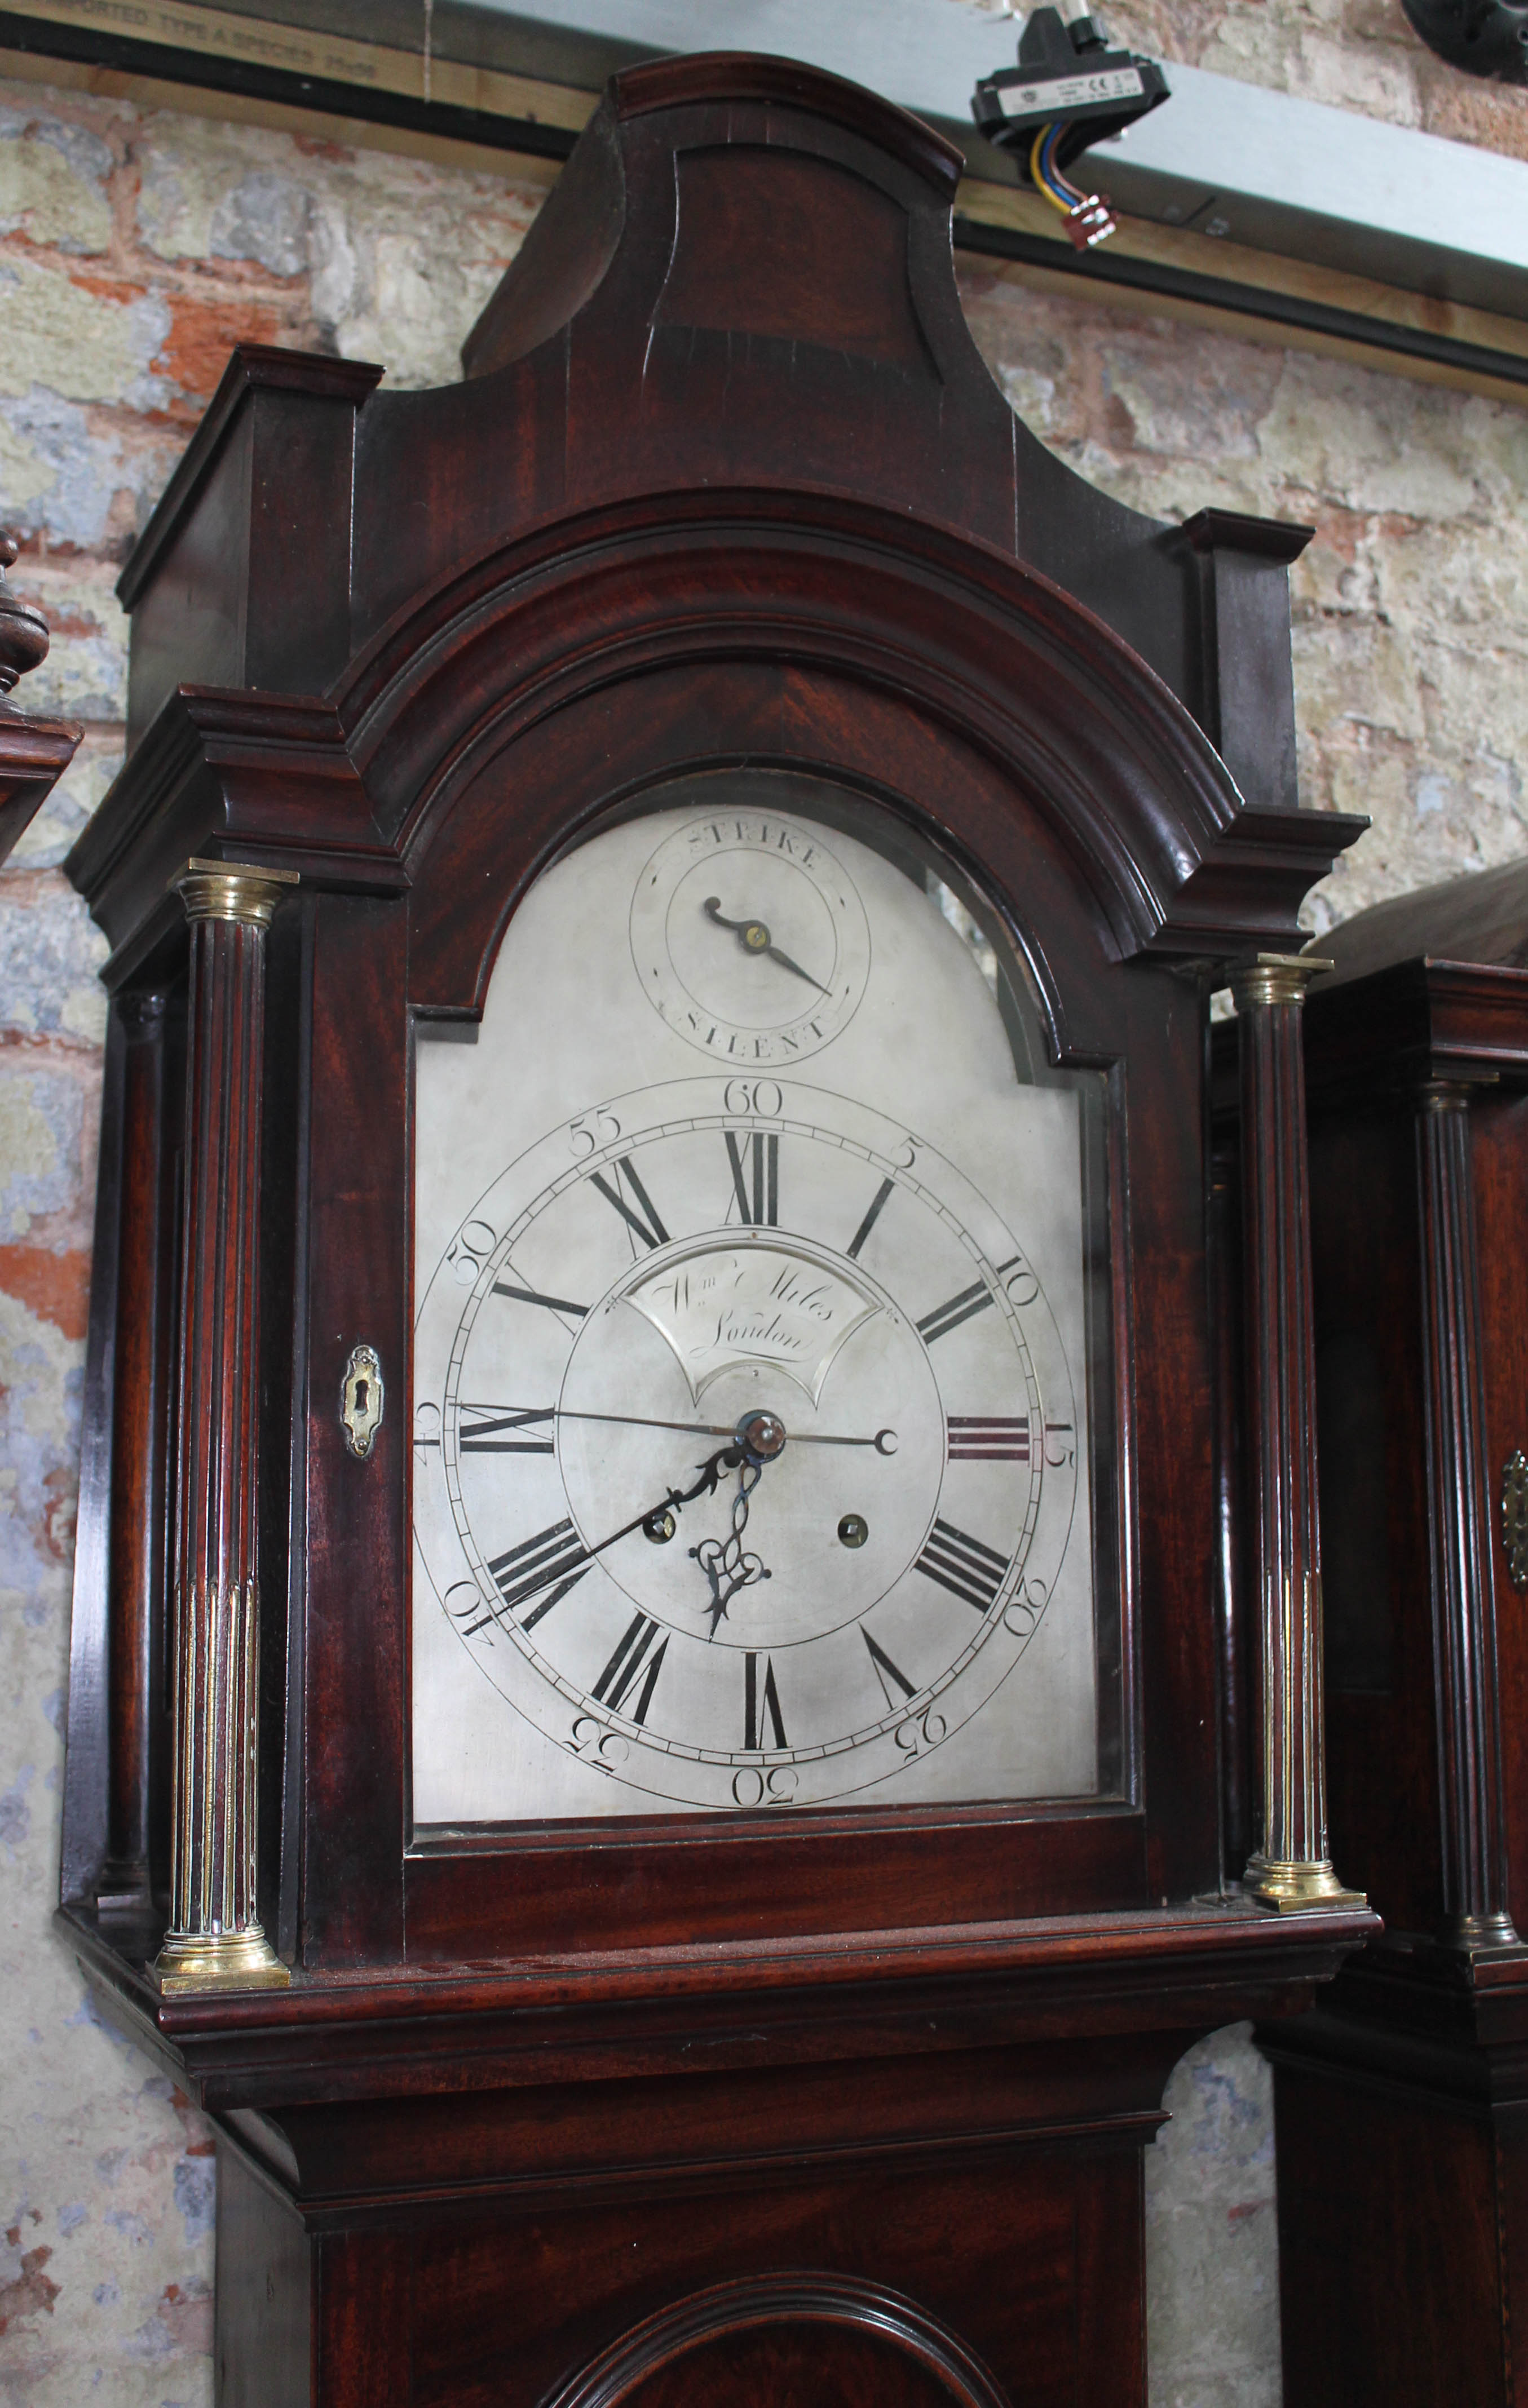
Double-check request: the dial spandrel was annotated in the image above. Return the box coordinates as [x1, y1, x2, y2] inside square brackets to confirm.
[412, 787, 1099, 1822]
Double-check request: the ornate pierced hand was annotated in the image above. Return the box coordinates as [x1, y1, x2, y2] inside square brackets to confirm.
[702, 896, 832, 994]
[691, 1411, 784, 1636]
[579, 1438, 745, 1565]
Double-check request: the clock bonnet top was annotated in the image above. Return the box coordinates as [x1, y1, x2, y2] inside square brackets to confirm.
[106, 51, 1314, 844]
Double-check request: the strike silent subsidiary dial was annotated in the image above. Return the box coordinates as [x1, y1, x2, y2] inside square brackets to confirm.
[630, 808, 871, 1066]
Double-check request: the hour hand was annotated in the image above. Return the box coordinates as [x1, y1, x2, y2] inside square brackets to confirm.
[702, 897, 831, 994]
[703, 896, 771, 953]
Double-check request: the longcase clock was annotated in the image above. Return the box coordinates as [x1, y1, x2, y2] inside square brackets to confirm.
[1251, 861, 1528, 2408]
[58, 52, 1374, 2406]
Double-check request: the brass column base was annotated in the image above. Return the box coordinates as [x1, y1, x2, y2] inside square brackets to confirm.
[1440, 1909, 1521, 1951]
[149, 1926, 291, 1994]
[1242, 1854, 1368, 1913]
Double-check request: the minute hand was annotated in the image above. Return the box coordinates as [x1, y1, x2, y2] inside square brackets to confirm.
[702, 897, 832, 995]
[458, 1405, 898, 1453]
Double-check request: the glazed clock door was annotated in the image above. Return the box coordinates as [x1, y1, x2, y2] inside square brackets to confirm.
[410, 773, 1110, 1825]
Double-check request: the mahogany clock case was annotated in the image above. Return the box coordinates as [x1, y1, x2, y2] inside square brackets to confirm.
[1236, 860, 1528, 2407]
[52, 50, 1375, 2408]
[73, 531, 1257, 1966]
[58, 52, 1367, 1977]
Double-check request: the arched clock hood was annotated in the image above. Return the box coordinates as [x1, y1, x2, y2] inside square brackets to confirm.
[72, 51, 1361, 991]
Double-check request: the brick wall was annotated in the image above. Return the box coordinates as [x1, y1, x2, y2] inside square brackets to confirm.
[0, 25, 1523, 2402]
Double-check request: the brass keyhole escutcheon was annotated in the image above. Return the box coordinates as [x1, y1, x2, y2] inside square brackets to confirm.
[341, 1343, 385, 1460]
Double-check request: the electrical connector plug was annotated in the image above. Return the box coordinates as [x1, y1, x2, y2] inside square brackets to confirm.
[1065, 194, 1117, 249]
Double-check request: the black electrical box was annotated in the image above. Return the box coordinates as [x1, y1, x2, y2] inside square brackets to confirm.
[973, 7, 1170, 178]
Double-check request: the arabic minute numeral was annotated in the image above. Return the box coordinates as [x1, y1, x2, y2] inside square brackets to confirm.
[913, 1518, 1009, 1613]
[569, 1107, 621, 1158]
[569, 1714, 630, 1772]
[732, 1763, 798, 1807]
[446, 1218, 497, 1286]
[722, 1078, 783, 1117]
[895, 1706, 948, 1759]
[1000, 1253, 1040, 1308]
[1004, 1577, 1048, 1638]
[1044, 1422, 1076, 1467]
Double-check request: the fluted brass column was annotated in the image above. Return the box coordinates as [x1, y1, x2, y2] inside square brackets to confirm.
[1233, 954, 1363, 1912]
[151, 860, 298, 1994]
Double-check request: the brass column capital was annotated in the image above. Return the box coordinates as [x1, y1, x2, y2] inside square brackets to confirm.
[1228, 953, 1334, 1012]
[1416, 1074, 1498, 1115]
[170, 857, 299, 928]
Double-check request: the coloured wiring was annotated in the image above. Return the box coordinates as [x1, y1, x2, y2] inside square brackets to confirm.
[1028, 120, 1087, 215]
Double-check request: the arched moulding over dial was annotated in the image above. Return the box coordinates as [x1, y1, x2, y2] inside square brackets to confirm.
[411, 774, 1105, 1825]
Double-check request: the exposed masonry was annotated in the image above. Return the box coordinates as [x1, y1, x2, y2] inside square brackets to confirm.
[958, 264, 1528, 932]
[0, 32, 1522, 2404]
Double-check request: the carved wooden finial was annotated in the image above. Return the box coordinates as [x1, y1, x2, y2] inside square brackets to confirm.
[0, 533, 50, 710]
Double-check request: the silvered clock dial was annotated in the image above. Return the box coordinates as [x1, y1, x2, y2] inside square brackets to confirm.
[412, 781, 1101, 1822]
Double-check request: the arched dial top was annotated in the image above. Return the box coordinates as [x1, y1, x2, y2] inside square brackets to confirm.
[412, 783, 1097, 1822]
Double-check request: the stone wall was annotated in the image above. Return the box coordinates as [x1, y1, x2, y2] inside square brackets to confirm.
[959, 266, 1528, 928]
[0, 20, 1523, 2402]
